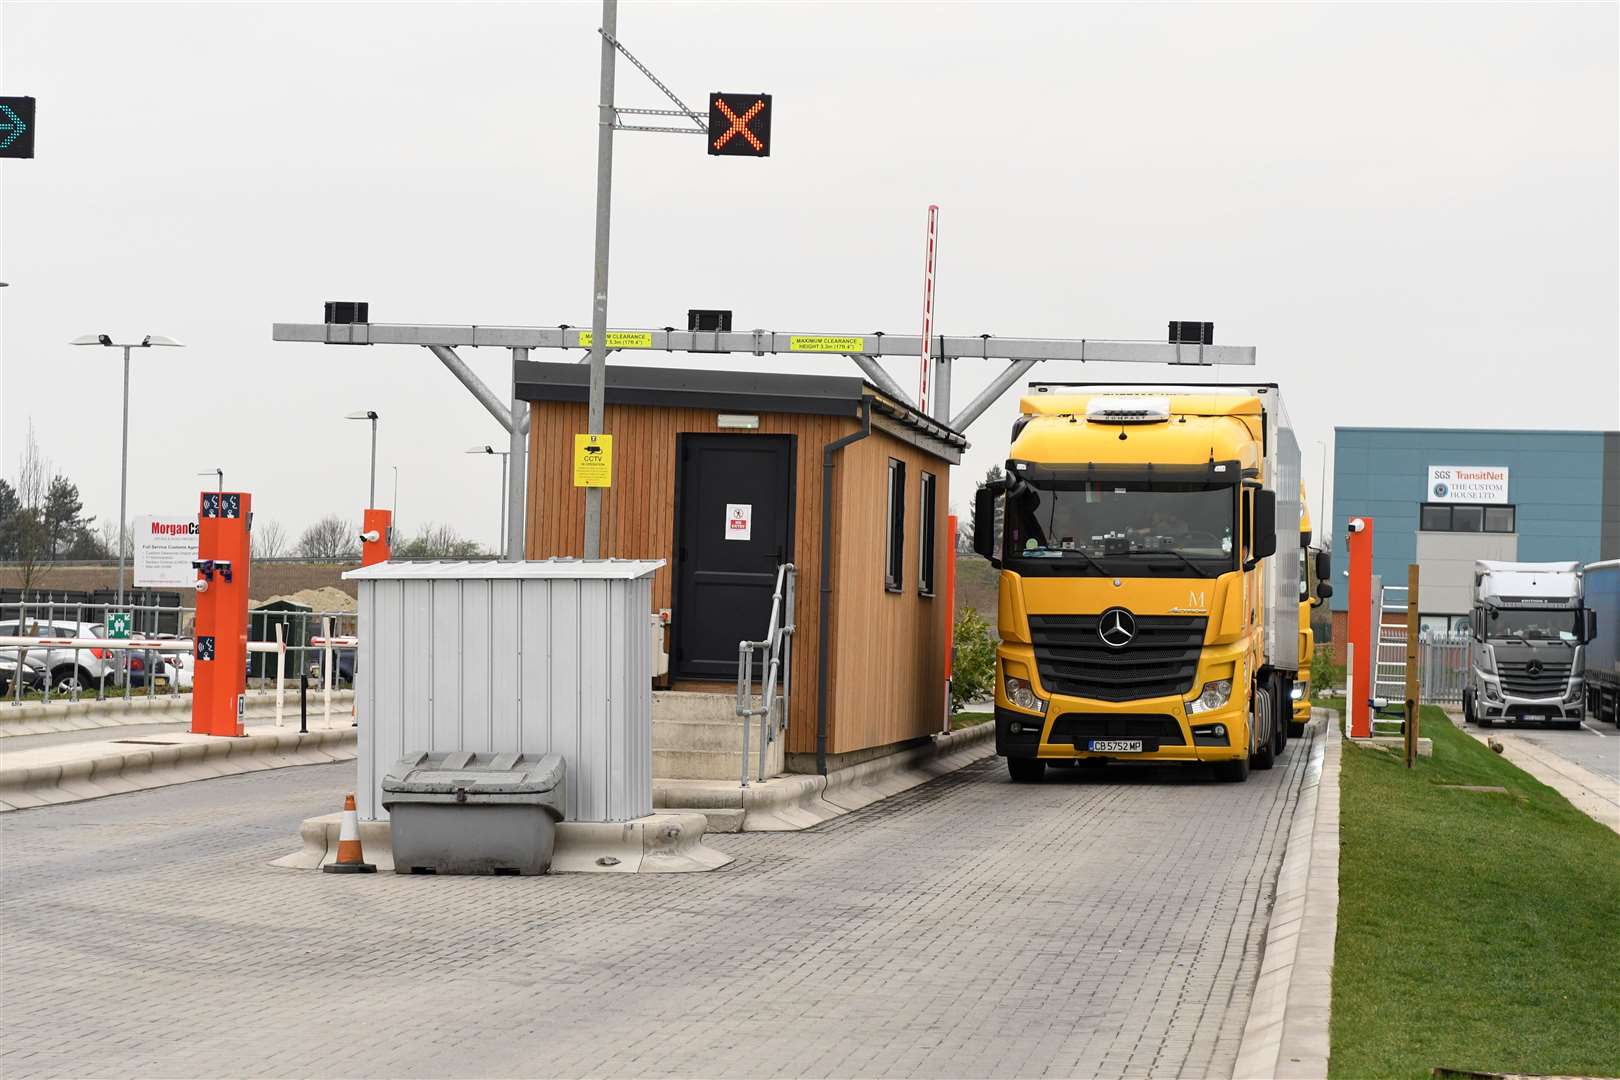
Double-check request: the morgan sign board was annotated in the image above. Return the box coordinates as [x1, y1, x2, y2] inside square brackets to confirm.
[134, 516, 200, 587]
[1427, 466, 1509, 505]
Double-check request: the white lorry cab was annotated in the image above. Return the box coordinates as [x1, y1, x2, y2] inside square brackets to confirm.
[1463, 560, 1595, 728]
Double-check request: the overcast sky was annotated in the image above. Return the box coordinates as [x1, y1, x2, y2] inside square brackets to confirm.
[3, 2, 1616, 552]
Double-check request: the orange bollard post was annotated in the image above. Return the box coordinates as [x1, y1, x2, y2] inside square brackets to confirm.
[360, 508, 392, 568]
[191, 491, 252, 737]
[1346, 516, 1375, 739]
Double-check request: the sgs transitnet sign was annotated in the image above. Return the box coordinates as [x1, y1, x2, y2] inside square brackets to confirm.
[134, 516, 200, 587]
[1427, 466, 1509, 504]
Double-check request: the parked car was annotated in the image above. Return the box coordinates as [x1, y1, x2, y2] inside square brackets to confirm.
[153, 633, 193, 690]
[0, 620, 166, 692]
[0, 652, 47, 696]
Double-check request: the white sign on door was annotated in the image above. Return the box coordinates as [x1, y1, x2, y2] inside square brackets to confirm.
[725, 503, 753, 542]
[133, 515, 200, 587]
[1427, 466, 1509, 504]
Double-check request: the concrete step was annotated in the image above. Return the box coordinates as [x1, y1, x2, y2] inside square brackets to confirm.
[653, 718, 762, 753]
[655, 746, 784, 782]
[652, 691, 738, 724]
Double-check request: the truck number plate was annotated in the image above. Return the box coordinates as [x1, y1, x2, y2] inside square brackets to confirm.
[1088, 739, 1143, 753]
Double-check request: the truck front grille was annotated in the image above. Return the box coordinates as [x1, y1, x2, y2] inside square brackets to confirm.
[1048, 713, 1186, 746]
[1497, 660, 1571, 698]
[1028, 614, 1208, 703]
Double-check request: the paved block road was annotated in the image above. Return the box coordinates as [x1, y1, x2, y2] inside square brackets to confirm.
[0, 726, 1317, 1079]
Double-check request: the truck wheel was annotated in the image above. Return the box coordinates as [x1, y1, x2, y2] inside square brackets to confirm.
[1251, 689, 1276, 770]
[1007, 758, 1046, 784]
[1214, 756, 1250, 783]
[1287, 718, 1307, 739]
[1462, 690, 1474, 725]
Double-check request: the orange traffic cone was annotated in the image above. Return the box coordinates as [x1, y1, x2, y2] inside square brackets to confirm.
[322, 794, 376, 874]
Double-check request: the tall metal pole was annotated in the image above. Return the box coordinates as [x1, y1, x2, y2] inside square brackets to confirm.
[584, 0, 617, 560]
[499, 453, 509, 551]
[506, 348, 529, 560]
[368, 415, 378, 508]
[116, 345, 131, 608]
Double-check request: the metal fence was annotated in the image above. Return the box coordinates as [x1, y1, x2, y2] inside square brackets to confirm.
[1419, 630, 1470, 705]
[2, 595, 356, 706]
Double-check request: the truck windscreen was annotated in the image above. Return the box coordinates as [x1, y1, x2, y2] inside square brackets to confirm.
[1004, 480, 1236, 578]
[1485, 608, 1581, 643]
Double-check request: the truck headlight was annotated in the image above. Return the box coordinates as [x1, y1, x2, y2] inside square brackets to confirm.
[1483, 681, 1502, 702]
[1289, 684, 1304, 702]
[1187, 679, 1233, 715]
[1004, 675, 1046, 714]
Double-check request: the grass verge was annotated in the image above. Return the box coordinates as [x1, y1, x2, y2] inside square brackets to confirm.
[949, 711, 992, 730]
[1329, 703, 1620, 1079]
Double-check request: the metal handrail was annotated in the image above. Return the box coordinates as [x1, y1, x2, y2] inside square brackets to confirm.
[736, 564, 796, 787]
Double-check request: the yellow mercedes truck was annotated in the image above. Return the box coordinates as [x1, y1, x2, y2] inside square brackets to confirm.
[1291, 489, 1333, 736]
[972, 383, 1302, 783]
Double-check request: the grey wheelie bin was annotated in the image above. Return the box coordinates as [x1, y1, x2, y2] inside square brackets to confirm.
[382, 751, 566, 875]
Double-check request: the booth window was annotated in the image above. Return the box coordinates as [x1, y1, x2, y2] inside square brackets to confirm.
[885, 459, 906, 593]
[1420, 503, 1515, 533]
[918, 471, 937, 596]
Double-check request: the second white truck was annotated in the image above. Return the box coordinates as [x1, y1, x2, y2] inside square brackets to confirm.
[1463, 560, 1595, 728]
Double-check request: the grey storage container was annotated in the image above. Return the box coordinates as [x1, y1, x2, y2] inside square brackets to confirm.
[383, 751, 566, 876]
[344, 558, 663, 823]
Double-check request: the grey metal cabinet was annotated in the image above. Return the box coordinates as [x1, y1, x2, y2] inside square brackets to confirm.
[344, 559, 662, 822]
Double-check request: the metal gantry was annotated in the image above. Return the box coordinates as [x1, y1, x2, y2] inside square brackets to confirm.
[271, 318, 1257, 560]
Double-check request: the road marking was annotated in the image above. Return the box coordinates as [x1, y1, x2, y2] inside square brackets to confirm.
[1581, 722, 1607, 738]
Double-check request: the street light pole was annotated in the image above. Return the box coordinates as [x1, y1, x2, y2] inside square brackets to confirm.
[466, 446, 510, 552]
[71, 333, 184, 609]
[345, 411, 379, 508]
[118, 345, 132, 607]
[584, 0, 618, 560]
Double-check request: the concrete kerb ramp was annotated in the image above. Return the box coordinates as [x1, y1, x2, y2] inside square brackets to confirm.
[273, 811, 730, 874]
[656, 722, 996, 831]
[0, 728, 357, 812]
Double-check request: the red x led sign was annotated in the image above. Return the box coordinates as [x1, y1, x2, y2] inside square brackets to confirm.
[707, 93, 771, 157]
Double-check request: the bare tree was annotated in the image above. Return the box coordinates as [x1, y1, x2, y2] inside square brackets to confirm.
[96, 518, 131, 560]
[252, 520, 289, 559]
[295, 515, 358, 561]
[394, 523, 487, 559]
[12, 424, 53, 592]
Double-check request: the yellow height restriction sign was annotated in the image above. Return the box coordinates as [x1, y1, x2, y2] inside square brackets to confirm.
[789, 336, 866, 353]
[576, 330, 653, 349]
[573, 434, 613, 488]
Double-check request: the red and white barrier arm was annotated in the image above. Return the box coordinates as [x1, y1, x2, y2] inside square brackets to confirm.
[0, 636, 284, 654]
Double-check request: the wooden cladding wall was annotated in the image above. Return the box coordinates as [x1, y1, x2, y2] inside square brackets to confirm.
[526, 401, 950, 759]
[527, 401, 848, 755]
[828, 428, 950, 751]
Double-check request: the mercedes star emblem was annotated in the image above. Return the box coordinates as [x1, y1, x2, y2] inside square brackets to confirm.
[1098, 607, 1136, 648]
[1526, 659, 1543, 677]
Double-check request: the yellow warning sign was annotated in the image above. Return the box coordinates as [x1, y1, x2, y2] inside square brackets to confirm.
[573, 434, 613, 488]
[576, 330, 653, 349]
[789, 335, 866, 353]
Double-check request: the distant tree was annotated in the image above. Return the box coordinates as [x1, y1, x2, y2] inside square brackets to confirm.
[295, 515, 358, 561]
[43, 476, 94, 557]
[0, 479, 18, 560]
[393, 523, 486, 560]
[96, 517, 131, 561]
[252, 520, 289, 559]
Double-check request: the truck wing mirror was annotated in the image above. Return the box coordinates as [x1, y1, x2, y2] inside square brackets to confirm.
[1316, 582, 1334, 601]
[972, 486, 1000, 567]
[1587, 610, 1598, 643]
[1251, 490, 1278, 562]
[1316, 550, 1332, 582]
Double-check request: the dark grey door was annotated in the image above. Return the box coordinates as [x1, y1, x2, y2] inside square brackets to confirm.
[672, 434, 795, 680]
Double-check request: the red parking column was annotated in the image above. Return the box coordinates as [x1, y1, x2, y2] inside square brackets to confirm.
[1346, 517, 1374, 739]
[191, 491, 251, 737]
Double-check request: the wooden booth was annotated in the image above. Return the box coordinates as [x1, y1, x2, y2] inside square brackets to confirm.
[518, 362, 965, 771]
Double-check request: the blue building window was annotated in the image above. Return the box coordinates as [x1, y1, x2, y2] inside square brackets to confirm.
[1420, 503, 1514, 533]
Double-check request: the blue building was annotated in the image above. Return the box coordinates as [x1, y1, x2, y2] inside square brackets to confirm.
[1330, 427, 1619, 636]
